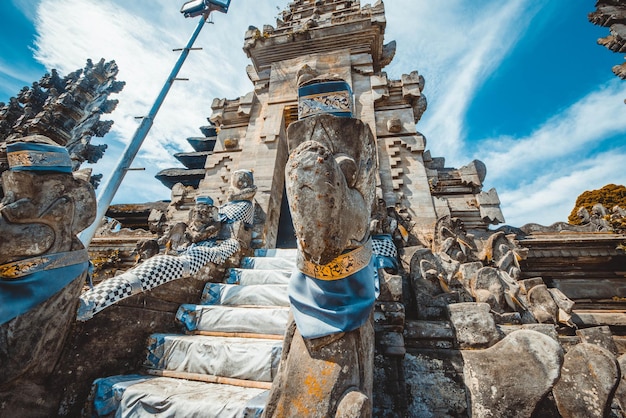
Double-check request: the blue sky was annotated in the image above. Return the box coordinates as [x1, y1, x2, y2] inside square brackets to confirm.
[1, 0, 625, 227]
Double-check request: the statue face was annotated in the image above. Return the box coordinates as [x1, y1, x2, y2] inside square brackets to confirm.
[0, 170, 95, 264]
[285, 114, 377, 265]
[228, 170, 257, 202]
[191, 203, 219, 227]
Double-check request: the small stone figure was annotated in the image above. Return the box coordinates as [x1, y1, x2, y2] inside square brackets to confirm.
[77, 170, 258, 321]
[187, 196, 220, 244]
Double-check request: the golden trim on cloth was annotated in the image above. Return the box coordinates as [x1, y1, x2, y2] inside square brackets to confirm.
[296, 239, 372, 281]
[0, 249, 89, 280]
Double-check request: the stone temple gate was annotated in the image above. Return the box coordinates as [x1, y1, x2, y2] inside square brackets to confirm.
[157, 0, 504, 250]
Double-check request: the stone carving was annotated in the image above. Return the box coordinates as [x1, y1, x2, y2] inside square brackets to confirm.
[503, 203, 626, 237]
[264, 71, 377, 417]
[409, 216, 576, 327]
[0, 135, 96, 413]
[588, 1, 626, 80]
[0, 135, 96, 265]
[186, 196, 221, 244]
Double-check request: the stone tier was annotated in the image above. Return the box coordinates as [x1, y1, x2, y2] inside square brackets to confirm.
[174, 150, 213, 169]
[155, 168, 206, 189]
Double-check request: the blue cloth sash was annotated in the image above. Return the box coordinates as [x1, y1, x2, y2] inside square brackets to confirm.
[0, 261, 88, 325]
[289, 257, 377, 339]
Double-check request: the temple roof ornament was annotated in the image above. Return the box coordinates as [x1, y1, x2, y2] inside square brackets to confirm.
[243, 0, 392, 74]
[588, 1, 626, 80]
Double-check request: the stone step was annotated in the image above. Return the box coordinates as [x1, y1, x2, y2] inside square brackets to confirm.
[96, 376, 268, 418]
[176, 304, 289, 335]
[226, 268, 292, 285]
[254, 248, 298, 259]
[240, 256, 296, 270]
[145, 334, 282, 382]
[201, 283, 289, 307]
[191, 330, 283, 340]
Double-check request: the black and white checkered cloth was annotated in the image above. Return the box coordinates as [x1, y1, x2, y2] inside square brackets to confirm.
[372, 235, 398, 273]
[219, 200, 254, 225]
[372, 236, 397, 258]
[77, 238, 240, 321]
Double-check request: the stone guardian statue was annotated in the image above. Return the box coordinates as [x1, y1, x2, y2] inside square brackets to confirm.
[263, 71, 378, 418]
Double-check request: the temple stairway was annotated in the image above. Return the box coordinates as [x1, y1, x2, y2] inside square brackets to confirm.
[89, 249, 297, 418]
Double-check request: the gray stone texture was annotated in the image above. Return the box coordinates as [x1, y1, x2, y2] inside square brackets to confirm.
[462, 329, 563, 418]
[553, 343, 620, 418]
[448, 302, 501, 349]
[403, 351, 468, 418]
[285, 114, 376, 264]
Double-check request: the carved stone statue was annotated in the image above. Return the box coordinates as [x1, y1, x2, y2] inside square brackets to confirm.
[78, 170, 257, 321]
[264, 71, 377, 418]
[0, 135, 96, 414]
[187, 196, 220, 244]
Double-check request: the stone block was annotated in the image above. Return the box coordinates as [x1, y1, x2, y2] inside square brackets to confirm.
[457, 261, 483, 291]
[404, 320, 455, 341]
[377, 331, 405, 357]
[374, 302, 405, 333]
[519, 277, 545, 294]
[577, 326, 618, 355]
[553, 343, 620, 418]
[462, 330, 563, 418]
[403, 351, 468, 417]
[448, 302, 501, 349]
[493, 312, 522, 325]
[378, 271, 403, 302]
[527, 284, 558, 324]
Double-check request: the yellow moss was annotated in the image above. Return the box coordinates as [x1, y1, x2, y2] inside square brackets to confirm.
[567, 183, 626, 225]
[89, 250, 122, 279]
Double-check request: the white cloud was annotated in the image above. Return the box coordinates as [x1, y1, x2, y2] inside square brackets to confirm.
[385, 0, 546, 165]
[27, 0, 626, 228]
[472, 79, 626, 226]
[32, 0, 278, 203]
[498, 150, 626, 227]
[478, 79, 626, 183]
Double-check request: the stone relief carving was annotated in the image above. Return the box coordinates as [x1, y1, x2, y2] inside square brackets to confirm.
[410, 215, 576, 327]
[0, 59, 124, 192]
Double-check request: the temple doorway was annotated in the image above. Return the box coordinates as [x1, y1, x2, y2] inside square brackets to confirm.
[276, 187, 297, 249]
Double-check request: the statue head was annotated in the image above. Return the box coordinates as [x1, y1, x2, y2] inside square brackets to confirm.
[187, 195, 220, 243]
[0, 135, 96, 265]
[228, 169, 257, 202]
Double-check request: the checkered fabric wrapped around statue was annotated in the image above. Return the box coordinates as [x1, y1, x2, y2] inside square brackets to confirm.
[218, 200, 254, 226]
[77, 238, 240, 321]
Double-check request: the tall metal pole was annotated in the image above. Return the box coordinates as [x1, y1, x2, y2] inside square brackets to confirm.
[80, 14, 208, 245]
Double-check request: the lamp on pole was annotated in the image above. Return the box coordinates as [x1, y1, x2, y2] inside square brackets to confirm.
[80, 0, 231, 246]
